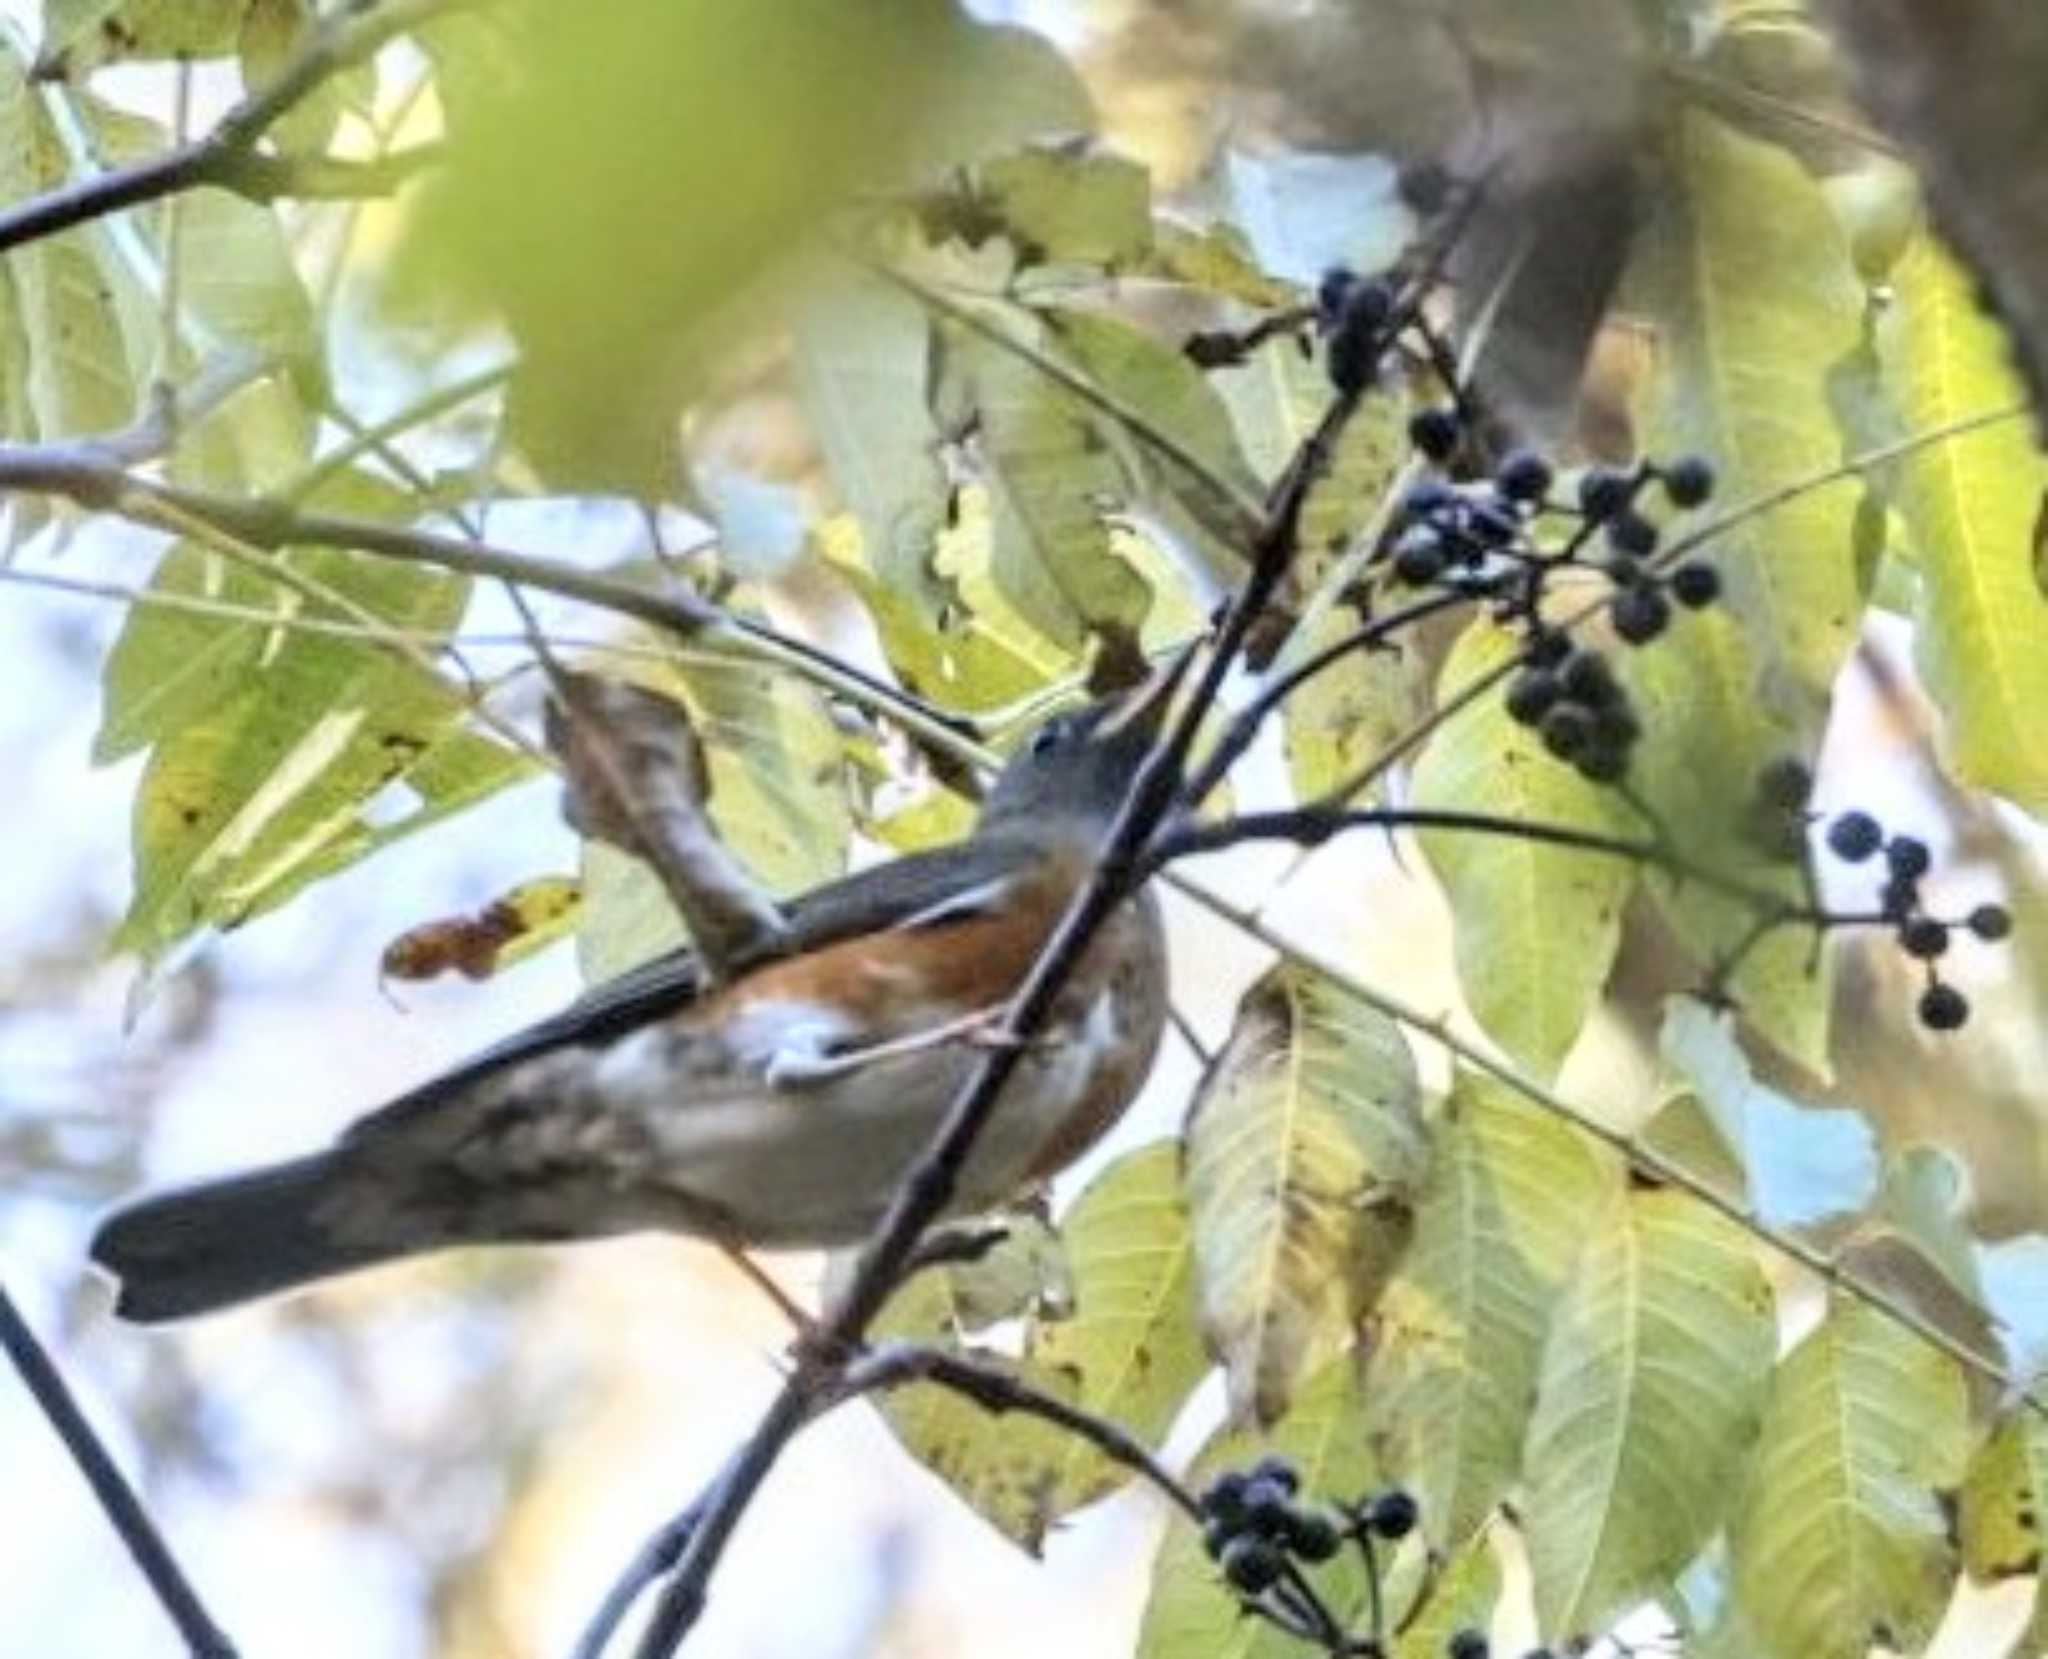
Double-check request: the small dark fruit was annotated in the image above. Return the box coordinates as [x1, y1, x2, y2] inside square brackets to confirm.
[1826, 811, 1883, 862]
[1250, 1454, 1300, 1495]
[1559, 650, 1620, 708]
[1365, 1488, 1420, 1540]
[1282, 1505, 1342, 1563]
[1611, 585, 1671, 645]
[1408, 406, 1462, 462]
[1506, 669, 1563, 727]
[1900, 918, 1951, 960]
[1242, 1476, 1293, 1536]
[1606, 510, 1660, 558]
[1393, 527, 1450, 586]
[1918, 982, 1970, 1032]
[1886, 836, 1932, 880]
[1220, 1535, 1285, 1594]
[1577, 467, 1633, 521]
[1967, 903, 2013, 942]
[1660, 455, 1716, 508]
[1496, 448, 1554, 503]
[1527, 628, 1572, 668]
[1540, 704, 1595, 760]
[1670, 561, 1721, 608]
[1447, 1629, 1491, 1659]
[1575, 743, 1630, 784]
[1398, 159, 1452, 216]
[1880, 875, 1917, 921]
[1203, 1516, 1236, 1560]
[1202, 1470, 1250, 1523]
[1316, 267, 1357, 329]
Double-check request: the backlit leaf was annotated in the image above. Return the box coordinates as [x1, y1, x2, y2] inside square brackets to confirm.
[1960, 1405, 2048, 1655]
[1728, 1295, 1969, 1659]
[1522, 1190, 1777, 1642]
[1183, 962, 1426, 1424]
[1410, 619, 1638, 1080]
[37, 0, 246, 77]
[1883, 236, 2048, 815]
[1367, 1073, 1621, 1549]
[873, 1143, 1205, 1550]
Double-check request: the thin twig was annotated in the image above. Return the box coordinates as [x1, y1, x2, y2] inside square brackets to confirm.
[0, 0, 466, 257]
[0, 1283, 237, 1658]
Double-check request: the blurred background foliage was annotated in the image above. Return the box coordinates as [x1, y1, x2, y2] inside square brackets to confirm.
[0, 1, 2045, 1656]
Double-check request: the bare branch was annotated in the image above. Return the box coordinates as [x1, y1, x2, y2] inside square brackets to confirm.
[0, 1283, 237, 1658]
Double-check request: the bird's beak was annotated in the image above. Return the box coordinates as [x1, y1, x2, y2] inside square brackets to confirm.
[1099, 643, 1197, 740]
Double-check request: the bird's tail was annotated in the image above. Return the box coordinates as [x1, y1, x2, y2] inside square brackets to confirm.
[90, 1153, 402, 1323]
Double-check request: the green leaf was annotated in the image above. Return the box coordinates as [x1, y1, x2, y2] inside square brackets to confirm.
[1366, 1073, 1621, 1550]
[1522, 1189, 1777, 1642]
[113, 550, 533, 968]
[1044, 305, 1263, 592]
[818, 503, 1073, 714]
[94, 540, 285, 764]
[1728, 1295, 1969, 1659]
[1618, 607, 1832, 1076]
[980, 145, 1150, 268]
[950, 310, 1152, 647]
[574, 641, 848, 982]
[1883, 236, 2048, 815]
[172, 188, 319, 381]
[37, 0, 247, 76]
[1960, 1406, 2048, 1654]
[1658, 996, 1877, 1229]
[1137, 1356, 1379, 1659]
[793, 264, 951, 618]
[1278, 601, 1425, 807]
[1410, 619, 1638, 1080]
[873, 1143, 1205, 1550]
[0, 48, 145, 437]
[1183, 962, 1427, 1425]
[1646, 108, 1868, 698]
[238, 0, 375, 157]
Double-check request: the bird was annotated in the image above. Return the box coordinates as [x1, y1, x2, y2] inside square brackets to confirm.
[90, 683, 1175, 1323]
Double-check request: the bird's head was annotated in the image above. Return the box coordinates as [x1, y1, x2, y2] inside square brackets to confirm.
[977, 661, 1184, 841]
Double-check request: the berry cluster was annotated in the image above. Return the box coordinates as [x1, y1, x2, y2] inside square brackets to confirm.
[1198, 1464, 1424, 1639]
[1358, 381, 1730, 790]
[1822, 810, 2012, 1031]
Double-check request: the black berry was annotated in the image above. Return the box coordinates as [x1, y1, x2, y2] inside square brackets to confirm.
[1496, 448, 1554, 503]
[1575, 743, 1629, 784]
[1593, 701, 1642, 749]
[1540, 704, 1595, 760]
[1880, 875, 1917, 921]
[1577, 468, 1632, 521]
[1220, 1535, 1285, 1594]
[1967, 903, 2013, 942]
[1203, 1516, 1235, 1559]
[1250, 1455, 1300, 1495]
[1661, 455, 1716, 508]
[1918, 982, 1969, 1032]
[1887, 836, 1932, 881]
[1282, 1505, 1341, 1562]
[1670, 561, 1721, 608]
[1826, 811, 1883, 862]
[1202, 1471, 1250, 1523]
[1393, 527, 1450, 586]
[1243, 1477, 1292, 1536]
[1365, 1488, 1420, 1540]
[1901, 918, 1950, 959]
[1559, 650, 1620, 709]
[1506, 669, 1562, 726]
[1316, 267, 1356, 330]
[1527, 628, 1572, 669]
[1408, 406, 1461, 463]
[1606, 510, 1659, 558]
[1447, 1630, 1490, 1659]
[1612, 585, 1671, 645]
[1755, 757, 1814, 812]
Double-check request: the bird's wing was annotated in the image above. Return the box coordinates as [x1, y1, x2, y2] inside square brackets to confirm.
[344, 839, 1015, 1140]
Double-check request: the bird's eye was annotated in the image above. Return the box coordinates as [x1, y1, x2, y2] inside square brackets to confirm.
[1029, 718, 1070, 757]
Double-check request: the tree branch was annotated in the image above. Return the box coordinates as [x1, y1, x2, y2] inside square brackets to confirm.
[0, 1282, 236, 1658]
[1, 0, 469, 258]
